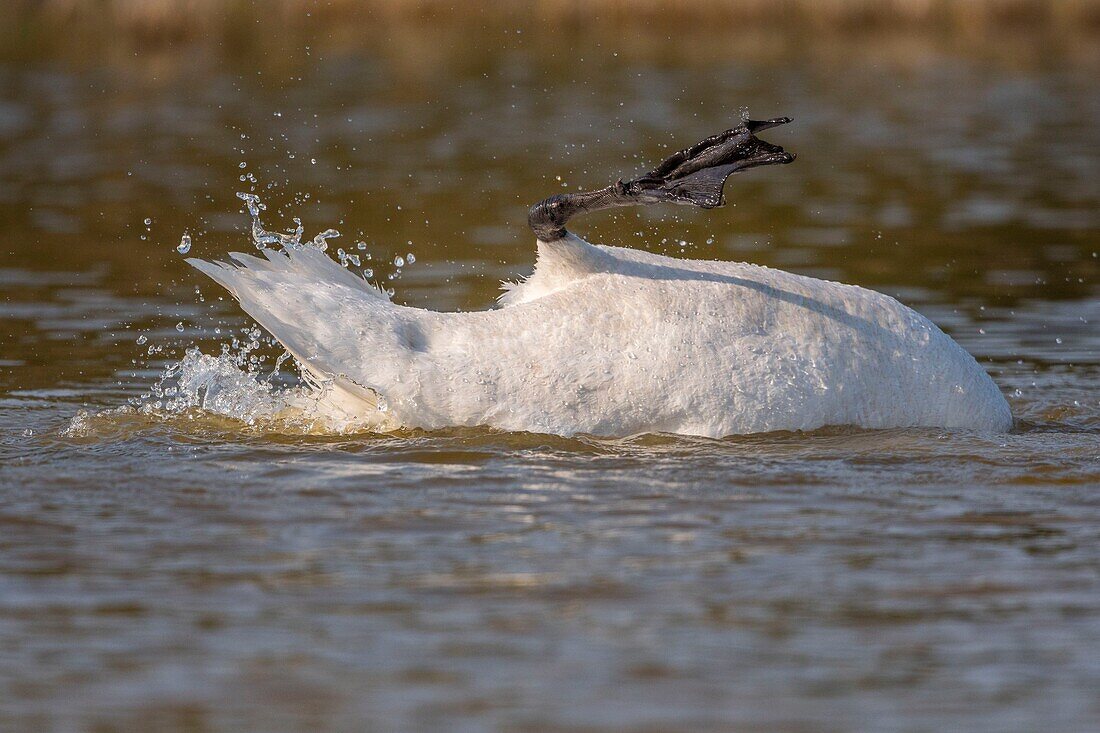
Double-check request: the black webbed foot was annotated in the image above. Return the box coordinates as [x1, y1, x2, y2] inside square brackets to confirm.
[528, 118, 794, 241]
[626, 117, 795, 209]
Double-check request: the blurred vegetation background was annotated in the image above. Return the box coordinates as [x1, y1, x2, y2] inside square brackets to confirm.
[2, 0, 1098, 69]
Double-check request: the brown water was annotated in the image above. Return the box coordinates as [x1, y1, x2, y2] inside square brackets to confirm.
[1, 24, 1099, 732]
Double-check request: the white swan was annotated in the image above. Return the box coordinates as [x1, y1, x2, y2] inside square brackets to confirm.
[189, 119, 1012, 437]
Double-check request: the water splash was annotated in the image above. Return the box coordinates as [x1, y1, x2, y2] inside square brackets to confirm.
[311, 228, 341, 250]
[154, 347, 294, 425]
[63, 190, 417, 438]
[236, 191, 336, 251]
[67, 343, 389, 438]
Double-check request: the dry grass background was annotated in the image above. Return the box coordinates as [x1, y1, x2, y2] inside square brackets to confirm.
[2, 0, 1097, 70]
[7, 0, 1100, 32]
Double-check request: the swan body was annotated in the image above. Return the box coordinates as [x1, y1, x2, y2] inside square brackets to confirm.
[188, 234, 1011, 436]
[188, 119, 1011, 436]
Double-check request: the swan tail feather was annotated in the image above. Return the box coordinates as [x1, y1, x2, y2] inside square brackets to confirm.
[187, 247, 400, 426]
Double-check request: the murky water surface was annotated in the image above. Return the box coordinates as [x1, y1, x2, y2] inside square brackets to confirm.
[1, 26, 1098, 732]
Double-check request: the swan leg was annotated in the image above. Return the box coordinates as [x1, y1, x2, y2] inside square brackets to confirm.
[528, 118, 795, 242]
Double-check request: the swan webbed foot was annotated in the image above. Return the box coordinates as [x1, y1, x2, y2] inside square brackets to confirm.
[528, 118, 794, 241]
[628, 117, 795, 209]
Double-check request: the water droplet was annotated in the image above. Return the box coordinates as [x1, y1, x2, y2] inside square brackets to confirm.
[236, 191, 264, 216]
[175, 322, 184, 332]
[393, 255, 405, 267]
[177, 233, 192, 254]
[143, 217, 152, 226]
[406, 253, 415, 264]
[311, 228, 340, 250]
[136, 334, 148, 345]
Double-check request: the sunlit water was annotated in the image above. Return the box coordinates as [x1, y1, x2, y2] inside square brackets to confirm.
[1, 29, 1099, 732]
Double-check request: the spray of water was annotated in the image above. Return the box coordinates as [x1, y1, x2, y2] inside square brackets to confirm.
[65, 191, 413, 437]
[235, 192, 341, 251]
